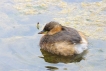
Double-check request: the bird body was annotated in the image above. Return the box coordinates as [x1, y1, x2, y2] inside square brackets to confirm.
[38, 21, 88, 56]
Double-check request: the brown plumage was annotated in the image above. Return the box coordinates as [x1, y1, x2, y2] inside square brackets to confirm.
[38, 21, 88, 56]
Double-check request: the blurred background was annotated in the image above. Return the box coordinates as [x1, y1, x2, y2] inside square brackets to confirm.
[0, 0, 106, 71]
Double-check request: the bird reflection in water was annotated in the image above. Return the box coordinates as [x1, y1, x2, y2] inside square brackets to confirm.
[40, 49, 88, 63]
[45, 66, 58, 70]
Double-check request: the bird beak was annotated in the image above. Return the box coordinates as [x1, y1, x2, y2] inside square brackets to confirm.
[38, 30, 48, 34]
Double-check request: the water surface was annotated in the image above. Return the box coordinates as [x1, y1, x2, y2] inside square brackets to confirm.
[0, 0, 106, 71]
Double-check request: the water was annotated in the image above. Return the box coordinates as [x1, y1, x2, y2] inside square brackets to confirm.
[0, 0, 106, 71]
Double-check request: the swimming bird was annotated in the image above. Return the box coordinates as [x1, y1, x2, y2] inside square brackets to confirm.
[38, 21, 88, 56]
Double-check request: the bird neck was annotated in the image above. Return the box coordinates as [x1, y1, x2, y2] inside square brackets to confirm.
[48, 25, 62, 35]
